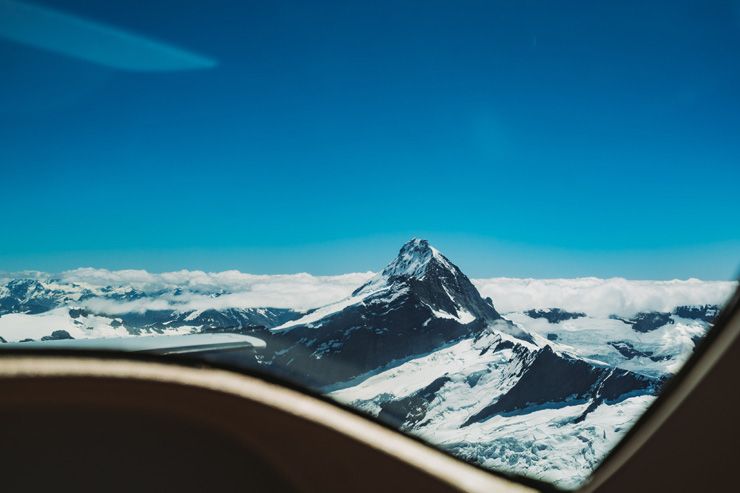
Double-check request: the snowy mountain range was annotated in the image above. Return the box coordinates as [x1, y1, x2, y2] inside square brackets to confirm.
[0, 240, 735, 488]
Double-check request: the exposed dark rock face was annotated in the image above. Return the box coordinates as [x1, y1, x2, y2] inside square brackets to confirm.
[116, 310, 181, 333]
[253, 239, 516, 388]
[0, 278, 301, 333]
[612, 312, 674, 333]
[609, 341, 652, 359]
[0, 279, 59, 315]
[377, 376, 451, 429]
[112, 307, 300, 334]
[182, 308, 300, 331]
[267, 299, 494, 387]
[41, 330, 74, 341]
[525, 308, 586, 323]
[690, 334, 705, 347]
[68, 308, 90, 319]
[370, 333, 663, 430]
[493, 339, 515, 351]
[463, 345, 660, 426]
[608, 341, 670, 362]
[673, 305, 720, 323]
[351, 239, 503, 323]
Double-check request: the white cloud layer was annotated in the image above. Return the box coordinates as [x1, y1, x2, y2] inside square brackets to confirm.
[4, 268, 735, 317]
[61, 268, 375, 313]
[473, 277, 737, 317]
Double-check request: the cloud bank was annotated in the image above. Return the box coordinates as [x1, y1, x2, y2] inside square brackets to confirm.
[473, 277, 737, 317]
[61, 268, 375, 313]
[4, 268, 735, 317]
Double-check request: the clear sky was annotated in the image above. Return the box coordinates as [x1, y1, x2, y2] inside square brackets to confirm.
[1, 0, 739, 279]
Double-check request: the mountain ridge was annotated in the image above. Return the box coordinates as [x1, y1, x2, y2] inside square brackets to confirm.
[0, 239, 723, 488]
[250, 238, 516, 387]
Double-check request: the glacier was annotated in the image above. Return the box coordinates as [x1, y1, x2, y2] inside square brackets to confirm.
[0, 240, 733, 489]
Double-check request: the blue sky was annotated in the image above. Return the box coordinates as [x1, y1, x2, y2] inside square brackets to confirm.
[1, 0, 739, 279]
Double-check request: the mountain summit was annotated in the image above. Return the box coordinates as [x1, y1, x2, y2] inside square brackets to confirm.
[353, 238, 502, 324]
[355, 238, 446, 289]
[261, 239, 508, 386]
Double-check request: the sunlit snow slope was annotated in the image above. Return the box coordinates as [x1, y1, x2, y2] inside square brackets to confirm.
[0, 240, 732, 489]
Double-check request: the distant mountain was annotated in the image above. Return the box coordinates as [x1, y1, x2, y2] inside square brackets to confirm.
[0, 278, 301, 341]
[249, 239, 532, 387]
[673, 304, 720, 323]
[240, 239, 715, 488]
[117, 307, 301, 335]
[204, 239, 674, 488]
[0, 240, 726, 488]
[0, 279, 63, 315]
[610, 312, 675, 333]
[525, 307, 586, 323]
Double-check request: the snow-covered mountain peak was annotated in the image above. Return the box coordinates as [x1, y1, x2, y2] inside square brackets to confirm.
[355, 239, 502, 325]
[274, 239, 504, 341]
[353, 238, 458, 296]
[386, 238, 454, 279]
[6, 279, 46, 300]
[392, 238, 434, 273]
